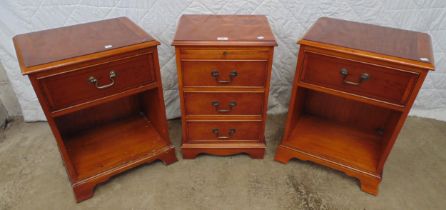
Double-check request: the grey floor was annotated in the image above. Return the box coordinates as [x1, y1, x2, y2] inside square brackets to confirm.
[0, 114, 445, 210]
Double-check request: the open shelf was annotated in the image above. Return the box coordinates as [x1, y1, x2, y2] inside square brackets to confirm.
[63, 114, 168, 180]
[53, 89, 173, 182]
[283, 114, 381, 173]
[279, 88, 403, 175]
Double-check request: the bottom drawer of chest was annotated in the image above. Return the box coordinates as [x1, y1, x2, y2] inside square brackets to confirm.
[186, 121, 262, 143]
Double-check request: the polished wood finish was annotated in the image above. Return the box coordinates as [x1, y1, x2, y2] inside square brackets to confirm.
[184, 92, 264, 115]
[173, 15, 276, 47]
[275, 17, 434, 195]
[284, 114, 382, 173]
[186, 121, 262, 143]
[301, 52, 419, 105]
[63, 114, 170, 180]
[39, 53, 155, 110]
[13, 17, 177, 202]
[302, 17, 434, 67]
[182, 61, 268, 87]
[173, 15, 276, 158]
[14, 17, 152, 69]
[182, 143, 266, 159]
[179, 48, 271, 59]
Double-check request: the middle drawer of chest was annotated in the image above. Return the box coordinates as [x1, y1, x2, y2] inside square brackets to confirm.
[184, 92, 264, 115]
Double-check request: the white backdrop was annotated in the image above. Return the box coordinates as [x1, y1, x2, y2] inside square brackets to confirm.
[0, 0, 445, 122]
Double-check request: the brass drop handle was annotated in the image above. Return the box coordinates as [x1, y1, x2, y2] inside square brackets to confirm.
[211, 70, 238, 84]
[88, 71, 117, 89]
[340, 68, 369, 86]
[212, 128, 236, 139]
[211, 101, 237, 113]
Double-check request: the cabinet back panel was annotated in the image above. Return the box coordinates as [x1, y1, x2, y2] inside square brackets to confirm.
[140, 89, 169, 140]
[55, 95, 142, 136]
[303, 90, 394, 134]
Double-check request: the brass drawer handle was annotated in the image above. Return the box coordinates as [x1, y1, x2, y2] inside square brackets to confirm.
[88, 71, 117, 89]
[212, 128, 236, 139]
[211, 70, 238, 84]
[340, 68, 369, 86]
[211, 101, 237, 113]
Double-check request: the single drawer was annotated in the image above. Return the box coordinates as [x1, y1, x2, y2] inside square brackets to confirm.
[39, 53, 155, 110]
[186, 121, 261, 142]
[182, 61, 267, 87]
[180, 48, 270, 60]
[301, 52, 419, 105]
[184, 92, 264, 115]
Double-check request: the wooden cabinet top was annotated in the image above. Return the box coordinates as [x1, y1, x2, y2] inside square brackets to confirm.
[13, 17, 158, 75]
[172, 15, 277, 47]
[300, 17, 434, 70]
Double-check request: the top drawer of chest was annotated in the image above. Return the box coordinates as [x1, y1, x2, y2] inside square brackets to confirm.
[37, 52, 156, 111]
[179, 47, 271, 60]
[300, 52, 420, 105]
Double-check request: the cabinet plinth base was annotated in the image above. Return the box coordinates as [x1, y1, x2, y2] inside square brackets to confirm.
[71, 146, 177, 202]
[274, 145, 381, 196]
[359, 176, 380, 195]
[181, 143, 265, 159]
[73, 182, 95, 203]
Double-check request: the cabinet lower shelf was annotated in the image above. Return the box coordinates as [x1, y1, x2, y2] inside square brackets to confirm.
[64, 114, 170, 180]
[282, 114, 382, 174]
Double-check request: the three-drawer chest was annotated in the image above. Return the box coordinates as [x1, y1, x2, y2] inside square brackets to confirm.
[275, 17, 434, 195]
[13, 17, 177, 202]
[173, 15, 277, 159]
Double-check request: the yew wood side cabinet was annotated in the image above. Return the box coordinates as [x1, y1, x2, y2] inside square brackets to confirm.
[275, 17, 434, 195]
[13, 17, 177, 202]
[172, 15, 277, 159]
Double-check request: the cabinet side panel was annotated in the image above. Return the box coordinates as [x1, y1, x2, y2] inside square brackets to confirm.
[377, 70, 429, 172]
[141, 47, 170, 141]
[175, 47, 188, 144]
[281, 48, 306, 141]
[28, 75, 78, 181]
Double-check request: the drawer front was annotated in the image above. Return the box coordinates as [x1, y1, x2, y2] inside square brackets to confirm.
[184, 92, 264, 115]
[182, 61, 267, 87]
[186, 121, 261, 142]
[40, 53, 155, 110]
[301, 52, 419, 105]
[180, 48, 270, 60]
